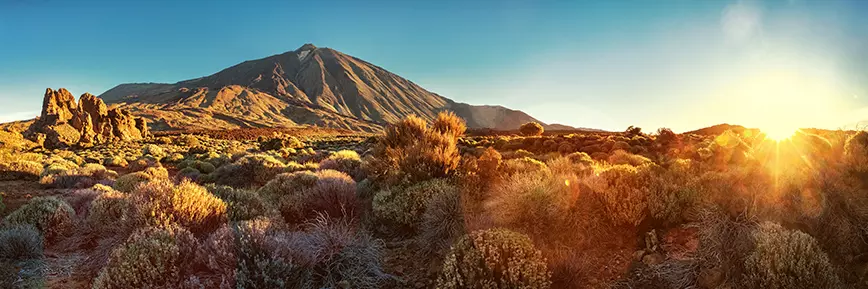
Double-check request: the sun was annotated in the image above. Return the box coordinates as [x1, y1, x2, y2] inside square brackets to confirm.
[762, 126, 797, 141]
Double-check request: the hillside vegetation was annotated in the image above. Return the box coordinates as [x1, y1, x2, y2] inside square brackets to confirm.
[1, 115, 867, 289]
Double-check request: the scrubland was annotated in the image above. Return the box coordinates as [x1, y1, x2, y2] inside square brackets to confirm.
[1, 114, 867, 289]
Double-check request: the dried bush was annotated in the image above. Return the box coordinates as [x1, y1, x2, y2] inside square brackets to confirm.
[373, 178, 455, 229]
[206, 184, 269, 221]
[212, 154, 286, 188]
[844, 131, 868, 170]
[2, 196, 75, 242]
[259, 134, 304, 151]
[437, 228, 551, 288]
[318, 150, 364, 180]
[133, 179, 227, 236]
[178, 160, 216, 174]
[608, 150, 652, 166]
[743, 222, 842, 289]
[500, 157, 549, 176]
[259, 170, 359, 225]
[366, 113, 464, 186]
[141, 144, 167, 160]
[41, 163, 117, 189]
[520, 122, 545, 136]
[113, 166, 168, 192]
[0, 225, 43, 260]
[0, 160, 42, 181]
[583, 164, 652, 226]
[487, 170, 576, 240]
[92, 225, 198, 289]
[87, 189, 136, 235]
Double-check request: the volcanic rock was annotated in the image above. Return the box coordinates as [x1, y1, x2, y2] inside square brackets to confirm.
[27, 88, 149, 148]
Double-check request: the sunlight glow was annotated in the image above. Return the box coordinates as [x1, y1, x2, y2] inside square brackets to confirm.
[763, 127, 797, 141]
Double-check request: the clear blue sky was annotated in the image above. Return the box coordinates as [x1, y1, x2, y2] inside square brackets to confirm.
[1, 0, 867, 132]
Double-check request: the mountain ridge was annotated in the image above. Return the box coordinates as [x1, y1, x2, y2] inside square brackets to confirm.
[98, 44, 571, 132]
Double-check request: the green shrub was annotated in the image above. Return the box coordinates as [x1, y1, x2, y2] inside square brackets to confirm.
[744, 222, 842, 289]
[87, 189, 136, 235]
[2, 196, 74, 242]
[212, 154, 286, 188]
[0, 225, 43, 260]
[0, 160, 43, 181]
[176, 167, 201, 181]
[133, 179, 227, 236]
[231, 217, 387, 288]
[583, 164, 652, 226]
[206, 184, 268, 221]
[92, 225, 198, 289]
[419, 181, 465, 253]
[437, 228, 551, 288]
[373, 178, 455, 228]
[318, 150, 364, 180]
[519, 122, 544, 136]
[366, 112, 464, 186]
[259, 170, 359, 225]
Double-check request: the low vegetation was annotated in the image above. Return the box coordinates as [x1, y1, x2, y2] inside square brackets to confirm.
[1, 117, 866, 289]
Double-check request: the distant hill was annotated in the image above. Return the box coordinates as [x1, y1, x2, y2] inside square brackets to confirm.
[683, 123, 753, 135]
[99, 44, 562, 132]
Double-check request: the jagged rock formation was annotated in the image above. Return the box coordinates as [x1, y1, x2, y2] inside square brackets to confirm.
[26, 88, 149, 148]
[99, 44, 571, 132]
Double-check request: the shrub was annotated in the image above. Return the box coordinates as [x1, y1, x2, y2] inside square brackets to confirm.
[206, 184, 268, 221]
[141, 144, 167, 160]
[437, 228, 551, 288]
[583, 164, 652, 226]
[259, 170, 359, 225]
[113, 166, 168, 192]
[501, 157, 549, 176]
[87, 189, 136, 235]
[607, 150, 652, 166]
[212, 154, 286, 188]
[744, 222, 842, 289]
[419, 182, 465, 253]
[0, 225, 43, 260]
[519, 122, 544, 136]
[41, 163, 117, 189]
[92, 225, 198, 289]
[373, 178, 455, 229]
[259, 135, 303, 151]
[178, 134, 199, 147]
[844, 131, 868, 169]
[175, 167, 201, 181]
[103, 155, 128, 167]
[133, 179, 227, 236]
[318, 150, 364, 180]
[232, 217, 388, 289]
[488, 170, 576, 239]
[180, 160, 216, 174]
[475, 147, 501, 181]
[2, 196, 75, 242]
[366, 112, 464, 186]
[0, 160, 42, 181]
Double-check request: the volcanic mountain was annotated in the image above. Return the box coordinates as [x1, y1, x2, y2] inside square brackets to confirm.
[99, 44, 567, 132]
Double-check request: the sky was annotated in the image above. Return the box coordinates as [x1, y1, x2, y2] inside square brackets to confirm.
[1, 0, 867, 132]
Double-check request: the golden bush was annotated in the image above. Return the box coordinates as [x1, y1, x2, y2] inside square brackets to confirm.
[437, 228, 551, 288]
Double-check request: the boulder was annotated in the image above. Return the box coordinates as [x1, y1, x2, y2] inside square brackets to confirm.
[27, 88, 149, 148]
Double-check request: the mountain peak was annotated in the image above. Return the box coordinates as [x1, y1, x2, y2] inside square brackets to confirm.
[297, 43, 317, 51]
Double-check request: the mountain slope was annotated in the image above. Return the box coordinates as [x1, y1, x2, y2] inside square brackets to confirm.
[100, 44, 566, 132]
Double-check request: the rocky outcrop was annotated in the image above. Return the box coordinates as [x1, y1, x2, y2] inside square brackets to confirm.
[27, 88, 149, 148]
